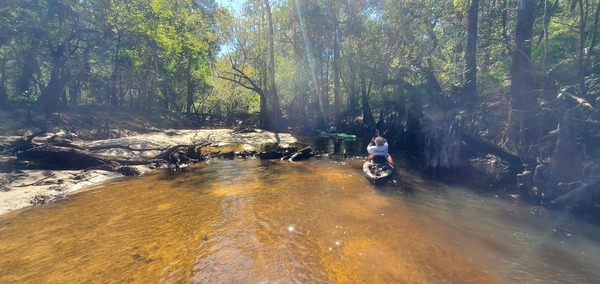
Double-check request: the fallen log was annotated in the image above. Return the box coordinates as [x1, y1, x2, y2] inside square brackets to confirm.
[259, 147, 296, 160]
[460, 132, 524, 172]
[285, 147, 313, 162]
[13, 139, 209, 171]
[154, 144, 206, 160]
[89, 144, 164, 151]
[16, 145, 116, 170]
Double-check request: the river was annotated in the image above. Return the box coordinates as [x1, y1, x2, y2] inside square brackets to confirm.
[1, 138, 600, 283]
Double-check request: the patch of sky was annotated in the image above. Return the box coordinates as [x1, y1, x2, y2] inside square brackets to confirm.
[215, 0, 244, 15]
[215, 0, 244, 56]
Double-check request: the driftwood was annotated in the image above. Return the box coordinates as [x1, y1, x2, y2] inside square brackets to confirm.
[8, 131, 210, 172]
[15, 143, 208, 171]
[284, 147, 313, 162]
[6, 130, 316, 175]
[258, 146, 314, 161]
[460, 132, 524, 172]
[16, 145, 117, 170]
[548, 176, 600, 207]
[154, 144, 206, 161]
[259, 147, 296, 160]
[88, 144, 163, 151]
[15, 173, 56, 187]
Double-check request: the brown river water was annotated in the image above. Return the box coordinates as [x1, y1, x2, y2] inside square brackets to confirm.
[2, 140, 600, 283]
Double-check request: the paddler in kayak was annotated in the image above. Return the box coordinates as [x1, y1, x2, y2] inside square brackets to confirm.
[366, 131, 389, 165]
[363, 131, 395, 183]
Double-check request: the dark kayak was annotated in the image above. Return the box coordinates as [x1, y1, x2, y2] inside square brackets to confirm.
[362, 155, 395, 184]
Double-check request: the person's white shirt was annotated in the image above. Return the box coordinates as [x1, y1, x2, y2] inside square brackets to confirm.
[367, 143, 388, 157]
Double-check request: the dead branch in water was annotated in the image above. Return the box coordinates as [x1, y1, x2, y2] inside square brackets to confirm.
[548, 176, 600, 207]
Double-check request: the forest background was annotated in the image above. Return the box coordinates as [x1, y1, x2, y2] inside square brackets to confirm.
[1, 0, 600, 213]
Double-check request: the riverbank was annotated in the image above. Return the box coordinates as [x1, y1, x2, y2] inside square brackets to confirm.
[0, 107, 297, 216]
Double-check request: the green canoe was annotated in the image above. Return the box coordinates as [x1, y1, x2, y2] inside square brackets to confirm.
[336, 133, 357, 140]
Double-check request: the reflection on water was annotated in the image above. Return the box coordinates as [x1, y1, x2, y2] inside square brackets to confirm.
[310, 136, 366, 158]
[1, 157, 600, 283]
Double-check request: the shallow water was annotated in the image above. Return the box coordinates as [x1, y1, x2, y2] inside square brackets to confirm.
[1, 154, 600, 283]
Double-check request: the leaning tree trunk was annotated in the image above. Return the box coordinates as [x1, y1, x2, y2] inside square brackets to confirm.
[38, 44, 90, 116]
[422, 59, 447, 109]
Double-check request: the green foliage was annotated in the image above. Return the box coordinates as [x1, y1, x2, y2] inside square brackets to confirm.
[0, 0, 219, 112]
[1, 0, 597, 126]
[453, 0, 468, 15]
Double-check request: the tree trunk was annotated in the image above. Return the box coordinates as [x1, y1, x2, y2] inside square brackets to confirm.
[186, 61, 195, 114]
[333, 18, 341, 123]
[259, 90, 270, 129]
[348, 57, 358, 111]
[542, 0, 549, 74]
[69, 80, 81, 105]
[321, 55, 330, 116]
[37, 42, 91, 115]
[38, 60, 66, 116]
[265, 0, 284, 131]
[406, 91, 424, 151]
[186, 78, 195, 114]
[312, 56, 327, 130]
[108, 31, 122, 106]
[0, 86, 7, 109]
[345, 6, 358, 113]
[462, 0, 479, 108]
[17, 53, 36, 96]
[162, 83, 170, 111]
[393, 81, 406, 133]
[576, 0, 587, 99]
[360, 61, 375, 128]
[585, 0, 600, 70]
[0, 57, 7, 108]
[423, 59, 446, 108]
[544, 111, 581, 200]
[501, 0, 509, 54]
[509, 0, 537, 157]
[139, 68, 155, 109]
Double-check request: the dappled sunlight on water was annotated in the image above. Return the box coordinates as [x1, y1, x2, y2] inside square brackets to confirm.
[1, 158, 600, 282]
